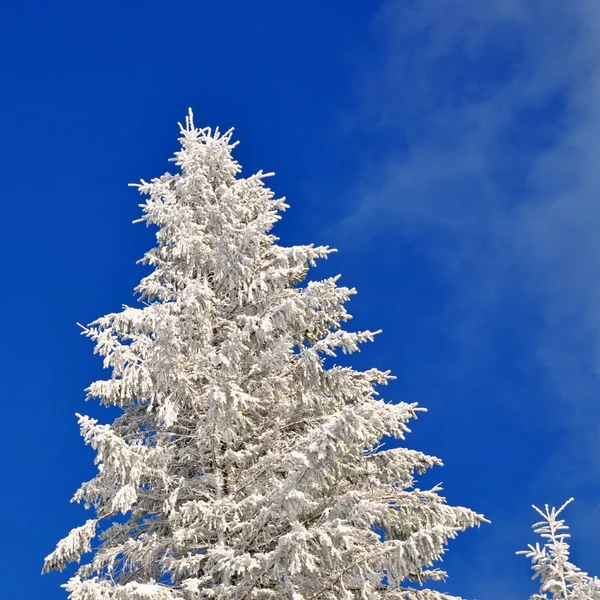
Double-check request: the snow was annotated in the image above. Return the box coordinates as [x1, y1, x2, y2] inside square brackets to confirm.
[44, 110, 486, 599]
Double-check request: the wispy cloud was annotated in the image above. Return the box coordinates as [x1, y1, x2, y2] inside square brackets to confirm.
[340, 0, 600, 594]
[345, 0, 600, 466]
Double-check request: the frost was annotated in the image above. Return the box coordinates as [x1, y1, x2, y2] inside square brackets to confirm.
[43, 519, 97, 573]
[518, 499, 600, 599]
[44, 110, 485, 599]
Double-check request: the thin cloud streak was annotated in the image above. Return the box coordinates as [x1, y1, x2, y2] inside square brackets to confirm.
[341, 1, 600, 595]
[346, 0, 600, 454]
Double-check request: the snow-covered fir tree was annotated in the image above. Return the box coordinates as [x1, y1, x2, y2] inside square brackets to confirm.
[519, 499, 600, 600]
[44, 111, 485, 599]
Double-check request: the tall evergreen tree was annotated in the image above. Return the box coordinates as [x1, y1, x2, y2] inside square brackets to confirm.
[44, 111, 485, 599]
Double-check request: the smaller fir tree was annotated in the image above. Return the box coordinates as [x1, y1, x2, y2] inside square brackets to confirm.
[44, 111, 485, 599]
[519, 499, 600, 600]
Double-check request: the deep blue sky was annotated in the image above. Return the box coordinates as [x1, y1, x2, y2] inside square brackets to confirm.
[2, 1, 600, 599]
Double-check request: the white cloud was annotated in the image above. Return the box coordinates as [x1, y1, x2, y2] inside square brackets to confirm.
[347, 0, 600, 425]
[342, 0, 600, 591]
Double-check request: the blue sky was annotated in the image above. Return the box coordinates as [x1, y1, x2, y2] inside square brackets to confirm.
[1, 1, 599, 598]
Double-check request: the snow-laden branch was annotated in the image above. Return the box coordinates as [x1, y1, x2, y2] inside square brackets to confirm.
[518, 499, 600, 600]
